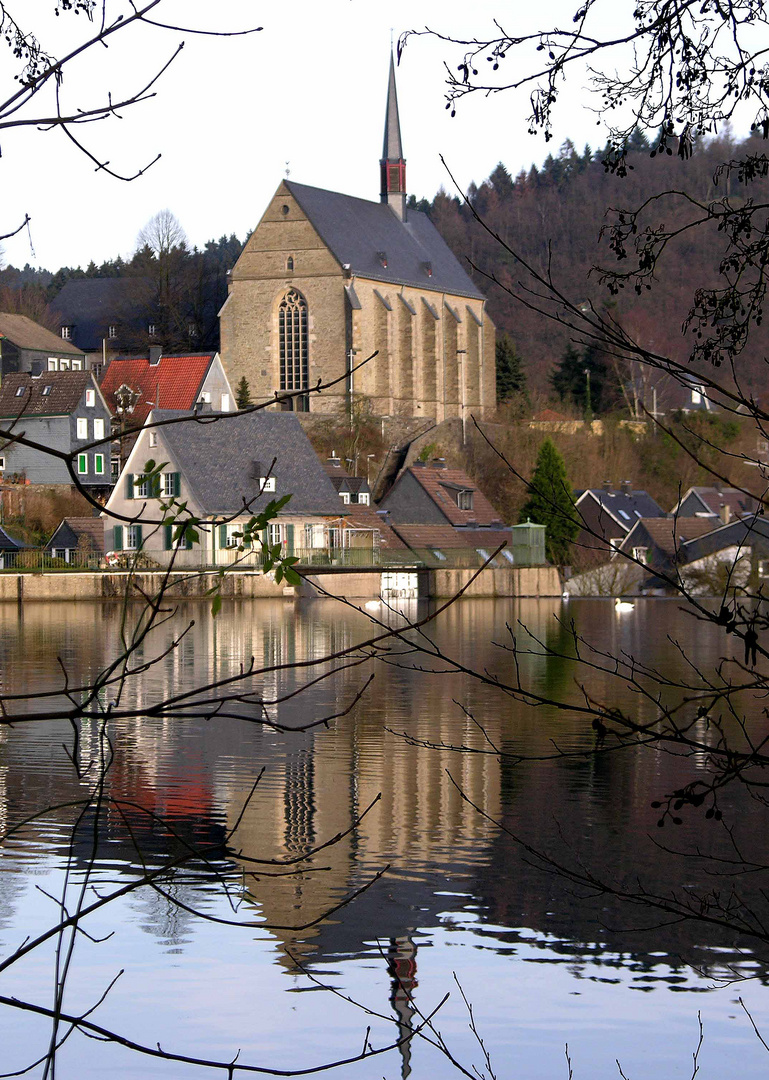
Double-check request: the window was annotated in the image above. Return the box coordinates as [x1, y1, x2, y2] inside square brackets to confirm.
[259, 476, 276, 493]
[281, 204, 289, 215]
[94, 454, 105, 475]
[0, 457, 5, 470]
[618, 509, 631, 521]
[358, 492, 370, 505]
[111, 458, 120, 481]
[93, 418, 105, 440]
[221, 393, 231, 412]
[278, 288, 309, 395]
[148, 324, 157, 337]
[286, 256, 294, 271]
[42, 385, 52, 396]
[223, 523, 243, 548]
[71, 359, 82, 371]
[15, 386, 25, 397]
[61, 326, 71, 340]
[198, 391, 211, 404]
[76, 417, 88, 439]
[148, 431, 158, 448]
[160, 472, 180, 498]
[269, 523, 283, 547]
[132, 474, 149, 498]
[108, 325, 117, 340]
[48, 359, 58, 371]
[305, 523, 326, 549]
[457, 490, 474, 511]
[187, 323, 198, 339]
[125, 524, 141, 550]
[691, 386, 702, 404]
[59, 358, 70, 370]
[633, 546, 649, 564]
[77, 454, 88, 474]
[431, 549, 447, 561]
[759, 560, 769, 579]
[341, 491, 351, 504]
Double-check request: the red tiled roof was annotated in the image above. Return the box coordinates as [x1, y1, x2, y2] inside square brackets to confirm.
[99, 354, 214, 428]
[407, 463, 504, 526]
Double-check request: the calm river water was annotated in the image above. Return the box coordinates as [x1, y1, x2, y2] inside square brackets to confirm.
[1, 596, 768, 1078]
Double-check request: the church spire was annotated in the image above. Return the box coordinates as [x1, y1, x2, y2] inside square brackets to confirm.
[380, 51, 407, 221]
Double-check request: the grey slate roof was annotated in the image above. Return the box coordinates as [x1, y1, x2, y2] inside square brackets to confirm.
[0, 371, 95, 418]
[680, 515, 769, 563]
[576, 488, 667, 529]
[150, 409, 343, 517]
[284, 180, 485, 300]
[50, 278, 152, 351]
[382, 53, 403, 161]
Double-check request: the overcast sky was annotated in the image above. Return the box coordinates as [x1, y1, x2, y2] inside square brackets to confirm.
[0, 1, 713, 272]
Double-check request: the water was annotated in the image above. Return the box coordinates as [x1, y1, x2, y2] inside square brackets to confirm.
[0, 596, 767, 1078]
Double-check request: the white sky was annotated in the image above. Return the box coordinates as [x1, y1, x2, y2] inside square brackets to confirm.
[0, 1, 655, 270]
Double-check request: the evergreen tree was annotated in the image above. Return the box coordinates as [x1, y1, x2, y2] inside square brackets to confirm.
[496, 333, 528, 402]
[519, 438, 578, 565]
[550, 342, 608, 414]
[236, 375, 253, 410]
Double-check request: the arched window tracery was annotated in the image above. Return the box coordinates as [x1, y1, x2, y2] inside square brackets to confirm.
[279, 288, 309, 408]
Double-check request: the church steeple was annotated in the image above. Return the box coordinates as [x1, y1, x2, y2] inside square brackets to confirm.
[380, 52, 407, 221]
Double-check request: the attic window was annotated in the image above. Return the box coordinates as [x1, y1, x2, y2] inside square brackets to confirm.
[432, 549, 447, 561]
[281, 204, 290, 216]
[42, 385, 52, 396]
[286, 256, 294, 272]
[15, 386, 25, 397]
[108, 325, 117, 340]
[60, 326, 71, 340]
[148, 324, 157, 337]
[377, 250, 388, 269]
[423, 261, 433, 278]
[457, 490, 474, 511]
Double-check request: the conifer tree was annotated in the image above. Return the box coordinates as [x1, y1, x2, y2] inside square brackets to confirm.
[519, 438, 578, 565]
[236, 375, 253, 410]
[496, 333, 528, 402]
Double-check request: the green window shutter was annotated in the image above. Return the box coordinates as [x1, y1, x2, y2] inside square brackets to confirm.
[218, 524, 227, 549]
[164, 524, 173, 551]
[285, 523, 295, 554]
[125, 475, 134, 499]
[135, 524, 143, 550]
[172, 472, 181, 497]
[113, 525, 123, 550]
[186, 527, 193, 550]
[151, 475, 161, 497]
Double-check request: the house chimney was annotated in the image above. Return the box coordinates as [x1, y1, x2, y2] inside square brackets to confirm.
[621, 479, 631, 494]
[720, 503, 731, 525]
[432, 458, 447, 469]
[149, 346, 162, 367]
[602, 480, 612, 492]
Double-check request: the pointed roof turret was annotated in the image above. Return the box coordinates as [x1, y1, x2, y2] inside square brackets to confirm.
[380, 52, 407, 221]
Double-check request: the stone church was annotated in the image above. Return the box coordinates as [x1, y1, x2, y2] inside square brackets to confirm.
[219, 56, 496, 421]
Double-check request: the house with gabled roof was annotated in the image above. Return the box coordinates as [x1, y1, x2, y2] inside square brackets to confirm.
[574, 482, 667, 557]
[220, 54, 495, 420]
[379, 458, 505, 528]
[0, 371, 112, 488]
[99, 350, 233, 432]
[50, 277, 154, 358]
[0, 313, 86, 377]
[671, 485, 758, 523]
[45, 517, 105, 564]
[102, 409, 372, 566]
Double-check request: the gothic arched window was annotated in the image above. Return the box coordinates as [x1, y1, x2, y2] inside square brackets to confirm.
[286, 256, 294, 272]
[279, 288, 309, 398]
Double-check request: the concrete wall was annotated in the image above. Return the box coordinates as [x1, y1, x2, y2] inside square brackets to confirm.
[0, 564, 562, 602]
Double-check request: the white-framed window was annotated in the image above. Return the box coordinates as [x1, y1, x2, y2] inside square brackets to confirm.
[108, 325, 118, 340]
[60, 327, 71, 340]
[59, 358, 70, 370]
[225, 523, 242, 548]
[0, 457, 5, 470]
[199, 391, 211, 404]
[691, 387, 702, 404]
[93, 418, 105, 440]
[304, 523, 326, 549]
[47, 358, 58, 371]
[268, 523, 283, 546]
[76, 417, 88, 439]
[148, 431, 158, 448]
[71, 359, 82, 371]
[42, 385, 52, 396]
[358, 492, 370, 505]
[125, 524, 141, 550]
[633, 546, 649, 564]
[341, 491, 351, 504]
[457, 489, 474, 511]
[15, 386, 25, 397]
[160, 472, 178, 498]
[85, 388, 95, 407]
[221, 393, 231, 412]
[148, 323, 157, 337]
[94, 454, 105, 475]
[133, 475, 149, 498]
[609, 537, 623, 556]
[77, 453, 88, 474]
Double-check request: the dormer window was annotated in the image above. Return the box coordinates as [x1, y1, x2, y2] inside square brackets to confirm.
[286, 256, 294, 272]
[457, 490, 474, 511]
[108, 325, 117, 340]
[60, 326, 72, 340]
[187, 323, 198, 339]
[377, 251, 388, 269]
[85, 389, 95, 407]
[148, 323, 157, 337]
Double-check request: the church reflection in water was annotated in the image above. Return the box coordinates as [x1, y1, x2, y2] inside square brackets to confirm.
[1, 595, 768, 1000]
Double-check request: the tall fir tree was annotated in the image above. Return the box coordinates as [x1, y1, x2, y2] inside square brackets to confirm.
[496, 333, 528, 402]
[519, 438, 578, 565]
[236, 375, 253, 410]
[550, 343, 608, 414]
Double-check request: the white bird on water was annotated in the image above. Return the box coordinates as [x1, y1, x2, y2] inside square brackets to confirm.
[615, 597, 635, 613]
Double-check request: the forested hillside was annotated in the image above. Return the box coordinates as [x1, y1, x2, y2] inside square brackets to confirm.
[410, 129, 769, 396]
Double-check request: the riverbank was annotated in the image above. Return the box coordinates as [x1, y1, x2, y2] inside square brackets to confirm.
[0, 565, 562, 602]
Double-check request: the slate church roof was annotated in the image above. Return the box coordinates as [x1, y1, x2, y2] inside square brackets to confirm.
[146, 409, 343, 517]
[284, 180, 485, 301]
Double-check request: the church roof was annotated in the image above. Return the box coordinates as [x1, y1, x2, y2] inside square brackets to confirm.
[284, 180, 486, 301]
[382, 52, 404, 161]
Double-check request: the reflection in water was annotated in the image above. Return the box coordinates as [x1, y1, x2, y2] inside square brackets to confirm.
[0, 598, 768, 1077]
